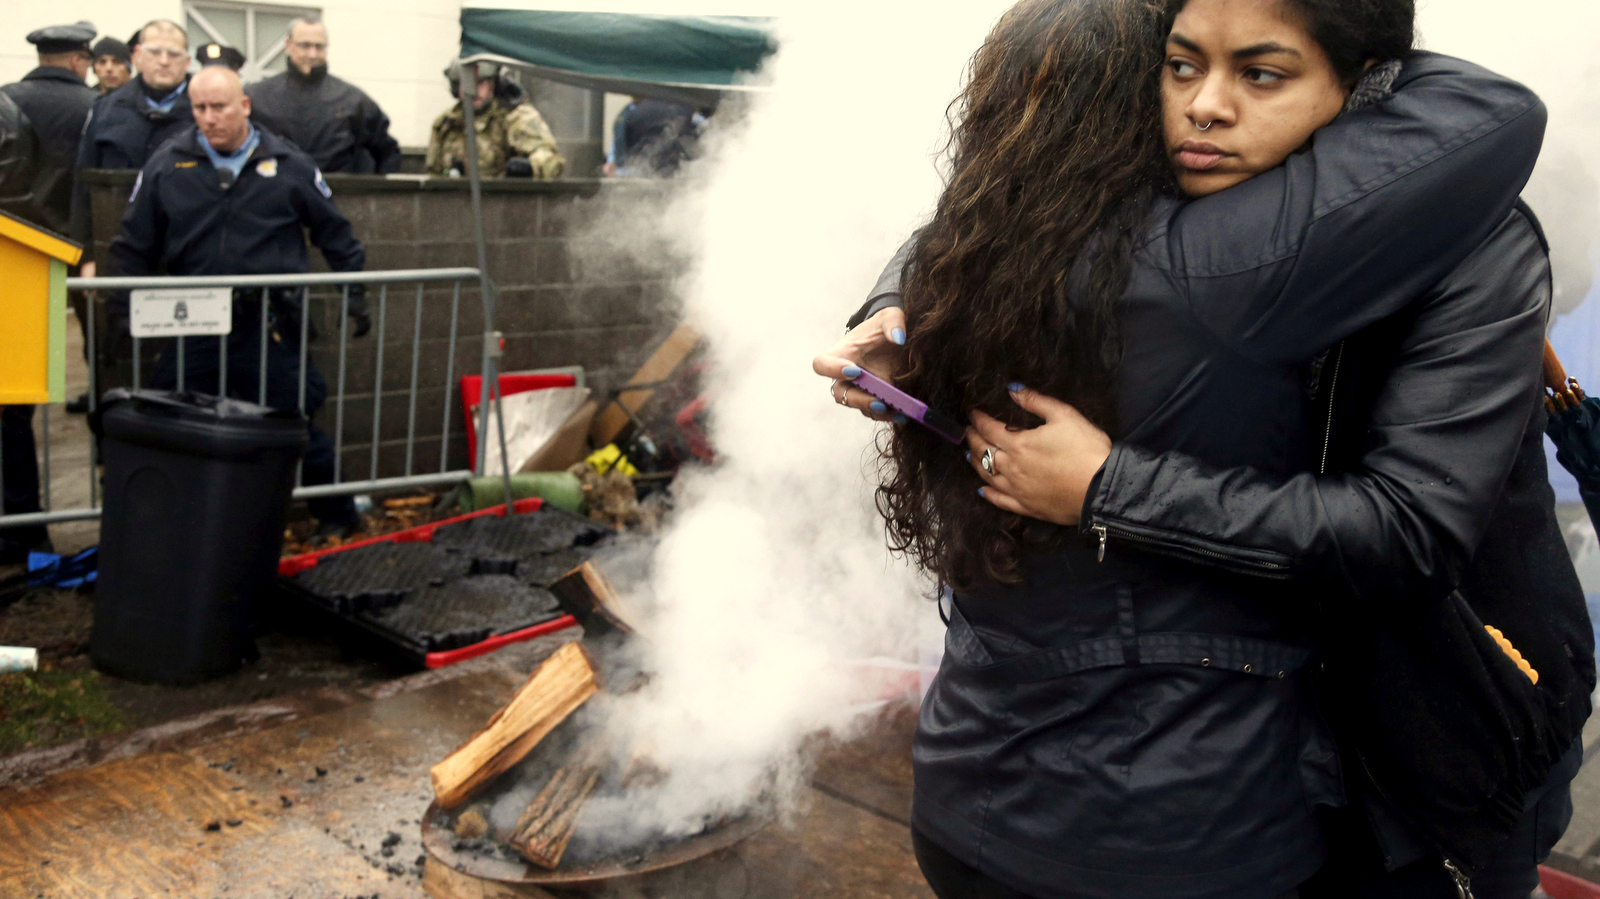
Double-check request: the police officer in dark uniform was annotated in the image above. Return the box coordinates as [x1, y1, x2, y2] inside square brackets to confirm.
[0, 94, 46, 564]
[72, 19, 193, 253]
[3, 21, 98, 234]
[108, 66, 370, 535]
[195, 42, 246, 72]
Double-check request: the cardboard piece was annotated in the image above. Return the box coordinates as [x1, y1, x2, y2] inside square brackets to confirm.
[520, 399, 599, 474]
[589, 324, 702, 446]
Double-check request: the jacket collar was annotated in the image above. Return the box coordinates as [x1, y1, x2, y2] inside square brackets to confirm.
[172, 123, 295, 161]
[112, 76, 191, 114]
[22, 66, 88, 86]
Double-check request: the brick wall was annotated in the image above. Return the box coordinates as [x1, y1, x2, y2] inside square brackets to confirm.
[83, 172, 683, 480]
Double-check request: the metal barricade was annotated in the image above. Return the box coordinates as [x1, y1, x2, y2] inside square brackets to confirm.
[0, 268, 497, 530]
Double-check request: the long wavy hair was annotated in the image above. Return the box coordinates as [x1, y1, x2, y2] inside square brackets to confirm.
[878, 0, 1175, 588]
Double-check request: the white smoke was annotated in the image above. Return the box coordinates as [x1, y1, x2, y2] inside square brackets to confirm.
[572, 0, 1015, 844]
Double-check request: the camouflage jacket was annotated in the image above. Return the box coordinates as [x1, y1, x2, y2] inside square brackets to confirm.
[426, 100, 564, 178]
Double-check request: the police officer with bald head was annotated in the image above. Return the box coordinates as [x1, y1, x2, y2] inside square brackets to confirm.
[109, 66, 370, 536]
[3, 21, 98, 234]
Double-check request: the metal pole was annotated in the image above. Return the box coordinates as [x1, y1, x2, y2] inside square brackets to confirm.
[298, 285, 310, 488]
[177, 336, 185, 392]
[440, 281, 461, 473]
[40, 405, 50, 511]
[335, 286, 349, 484]
[370, 285, 388, 481]
[132, 336, 141, 390]
[258, 288, 269, 406]
[405, 283, 422, 476]
[459, 59, 516, 514]
[87, 295, 97, 508]
[219, 313, 228, 398]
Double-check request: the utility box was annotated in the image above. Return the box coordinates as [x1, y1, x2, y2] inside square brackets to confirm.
[0, 210, 81, 404]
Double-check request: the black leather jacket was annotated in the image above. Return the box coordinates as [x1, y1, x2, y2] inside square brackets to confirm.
[854, 54, 1545, 898]
[246, 69, 402, 174]
[1086, 202, 1594, 872]
[0, 91, 35, 221]
[0, 66, 96, 234]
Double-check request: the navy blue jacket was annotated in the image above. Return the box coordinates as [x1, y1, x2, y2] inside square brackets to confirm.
[71, 76, 194, 246]
[109, 124, 363, 280]
[855, 54, 1545, 899]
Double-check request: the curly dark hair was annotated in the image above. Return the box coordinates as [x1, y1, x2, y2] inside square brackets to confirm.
[879, 0, 1175, 588]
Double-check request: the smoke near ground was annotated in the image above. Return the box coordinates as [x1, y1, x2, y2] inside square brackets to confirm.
[565, 0, 1016, 851]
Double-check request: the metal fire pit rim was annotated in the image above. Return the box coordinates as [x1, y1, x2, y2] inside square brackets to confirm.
[420, 800, 769, 888]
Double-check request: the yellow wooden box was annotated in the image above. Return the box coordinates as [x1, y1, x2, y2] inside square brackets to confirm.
[0, 210, 83, 404]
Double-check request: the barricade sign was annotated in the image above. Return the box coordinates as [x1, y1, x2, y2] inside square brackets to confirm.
[131, 288, 233, 337]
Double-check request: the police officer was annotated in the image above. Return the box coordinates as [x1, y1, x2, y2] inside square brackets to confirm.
[108, 66, 371, 537]
[3, 21, 98, 235]
[0, 93, 46, 564]
[426, 61, 563, 179]
[248, 17, 402, 174]
[195, 42, 245, 71]
[91, 37, 132, 95]
[72, 19, 193, 260]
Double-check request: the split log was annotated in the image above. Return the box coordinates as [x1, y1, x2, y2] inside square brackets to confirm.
[549, 561, 638, 638]
[509, 736, 610, 869]
[430, 642, 600, 808]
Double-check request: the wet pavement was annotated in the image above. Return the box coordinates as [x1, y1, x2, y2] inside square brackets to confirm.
[0, 634, 933, 899]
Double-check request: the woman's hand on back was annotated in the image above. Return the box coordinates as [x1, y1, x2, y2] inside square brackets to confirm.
[967, 387, 1112, 526]
[812, 306, 908, 423]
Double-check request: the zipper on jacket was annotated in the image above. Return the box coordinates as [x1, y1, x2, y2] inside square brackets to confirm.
[1318, 342, 1345, 475]
[1442, 859, 1474, 899]
[1087, 520, 1291, 576]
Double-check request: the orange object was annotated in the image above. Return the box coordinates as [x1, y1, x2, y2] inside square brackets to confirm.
[1485, 625, 1539, 684]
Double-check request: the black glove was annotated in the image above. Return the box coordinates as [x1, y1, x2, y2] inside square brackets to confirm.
[504, 156, 533, 178]
[346, 283, 372, 338]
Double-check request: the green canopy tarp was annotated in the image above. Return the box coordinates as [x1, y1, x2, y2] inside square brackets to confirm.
[460, 9, 775, 103]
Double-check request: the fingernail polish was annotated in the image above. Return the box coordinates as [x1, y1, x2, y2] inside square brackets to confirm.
[870, 400, 887, 414]
[977, 487, 986, 498]
[891, 328, 906, 346]
[893, 413, 907, 424]
[1008, 382, 1026, 393]
[965, 450, 972, 462]
[842, 365, 862, 378]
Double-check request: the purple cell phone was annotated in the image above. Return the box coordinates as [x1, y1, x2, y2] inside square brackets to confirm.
[852, 370, 965, 444]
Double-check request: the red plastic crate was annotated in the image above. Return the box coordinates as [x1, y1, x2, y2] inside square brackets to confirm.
[1542, 866, 1600, 899]
[277, 497, 578, 668]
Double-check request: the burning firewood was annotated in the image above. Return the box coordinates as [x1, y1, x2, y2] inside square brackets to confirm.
[549, 561, 638, 638]
[508, 736, 610, 869]
[430, 642, 600, 808]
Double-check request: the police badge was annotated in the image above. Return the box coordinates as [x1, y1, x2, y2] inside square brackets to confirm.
[257, 158, 278, 178]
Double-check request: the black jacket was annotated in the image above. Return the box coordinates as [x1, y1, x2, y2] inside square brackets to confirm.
[0, 66, 96, 234]
[0, 91, 34, 221]
[246, 69, 402, 174]
[1084, 202, 1593, 873]
[107, 125, 364, 326]
[853, 54, 1544, 899]
[71, 76, 194, 246]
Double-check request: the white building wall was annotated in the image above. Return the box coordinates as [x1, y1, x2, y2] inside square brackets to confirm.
[0, 0, 462, 147]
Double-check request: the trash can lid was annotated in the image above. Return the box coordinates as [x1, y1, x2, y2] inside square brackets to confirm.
[95, 389, 310, 459]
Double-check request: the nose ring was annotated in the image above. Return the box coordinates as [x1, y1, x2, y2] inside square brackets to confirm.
[1197, 121, 1213, 131]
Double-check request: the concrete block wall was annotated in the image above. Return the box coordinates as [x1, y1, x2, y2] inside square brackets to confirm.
[84, 171, 683, 481]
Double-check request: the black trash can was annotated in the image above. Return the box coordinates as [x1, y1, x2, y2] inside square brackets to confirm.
[91, 390, 308, 684]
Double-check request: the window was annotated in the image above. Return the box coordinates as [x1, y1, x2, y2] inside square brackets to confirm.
[182, 0, 320, 83]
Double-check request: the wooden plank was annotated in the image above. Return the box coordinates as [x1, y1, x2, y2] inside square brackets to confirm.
[588, 323, 701, 446]
[430, 642, 599, 808]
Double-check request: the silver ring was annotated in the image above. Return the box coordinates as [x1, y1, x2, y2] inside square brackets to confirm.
[833, 381, 849, 405]
[980, 447, 996, 476]
[1197, 121, 1213, 131]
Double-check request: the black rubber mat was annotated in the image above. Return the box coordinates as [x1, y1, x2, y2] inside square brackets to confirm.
[358, 575, 561, 652]
[291, 542, 470, 615]
[431, 506, 612, 558]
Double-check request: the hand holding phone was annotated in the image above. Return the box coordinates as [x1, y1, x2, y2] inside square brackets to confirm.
[851, 370, 964, 444]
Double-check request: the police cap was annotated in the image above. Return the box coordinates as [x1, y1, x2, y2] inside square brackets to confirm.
[197, 42, 246, 71]
[91, 36, 130, 64]
[27, 21, 96, 56]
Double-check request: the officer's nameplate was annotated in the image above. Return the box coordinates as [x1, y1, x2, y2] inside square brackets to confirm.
[130, 288, 233, 337]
